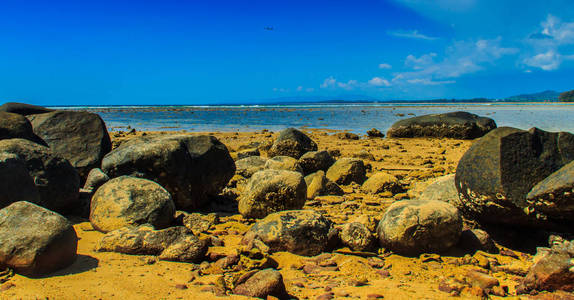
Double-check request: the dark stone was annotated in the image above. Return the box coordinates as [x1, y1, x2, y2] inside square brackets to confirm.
[268, 128, 318, 159]
[0, 201, 78, 277]
[232, 269, 289, 299]
[367, 128, 385, 138]
[298, 150, 335, 175]
[340, 222, 376, 252]
[101, 134, 235, 211]
[520, 245, 574, 292]
[244, 210, 332, 256]
[236, 148, 260, 160]
[90, 176, 176, 233]
[0, 112, 45, 145]
[455, 127, 574, 226]
[0, 138, 80, 214]
[387, 111, 496, 139]
[526, 160, 574, 222]
[0, 153, 40, 208]
[0, 102, 53, 116]
[335, 132, 360, 140]
[326, 158, 366, 185]
[28, 110, 111, 181]
[458, 229, 497, 253]
[83, 168, 109, 191]
[304, 171, 344, 199]
[377, 200, 462, 255]
[264, 156, 303, 173]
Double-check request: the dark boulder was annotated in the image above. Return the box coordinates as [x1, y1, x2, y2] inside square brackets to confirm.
[97, 225, 207, 263]
[340, 222, 376, 252]
[455, 127, 574, 226]
[0, 138, 80, 214]
[326, 158, 366, 185]
[377, 200, 462, 255]
[83, 168, 110, 191]
[304, 171, 344, 199]
[526, 160, 574, 222]
[0, 153, 41, 208]
[101, 134, 235, 211]
[0, 102, 53, 115]
[28, 110, 111, 181]
[90, 176, 176, 233]
[0, 201, 78, 277]
[298, 150, 335, 175]
[268, 128, 317, 159]
[387, 111, 496, 139]
[235, 156, 267, 178]
[244, 210, 332, 256]
[238, 169, 306, 219]
[367, 128, 385, 138]
[233, 269, 289, 299]
[0, 112, 45, 144]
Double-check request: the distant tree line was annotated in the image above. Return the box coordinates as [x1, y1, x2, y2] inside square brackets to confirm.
[560, 90, 574, 102]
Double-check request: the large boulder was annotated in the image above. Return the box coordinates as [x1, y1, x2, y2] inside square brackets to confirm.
[455, 127, 574, 226]
[238, 169, 306, 219]
[0, 112, 45, 144]
[326, 158, 366, 185]
[101, 134, 235, 211]
[0, 153, 41, 208]
[233, 269, 289, 299]
[0, 201, 78, 277]
[387, 111, 496, 139]
[90, 176, 176, 233]
[0, 102, 53, 115]
[340, 222, 376, 252]
[418, 174, 463, 208]
[268, 128, 317, 159]
[304, 171, 343, 199]
[28, 110, 111, 180]
[377, 200, 462, 255]
[97, 225, 207, 263]
[298, 150, 335, 175]
[244, 210, 332, 256]
[0, 138, 80, 214]
[526, 160, 574, 222]
[361, 172, 403, 194]
[236, 156, 267, 178]
[264, 156, 303, 173]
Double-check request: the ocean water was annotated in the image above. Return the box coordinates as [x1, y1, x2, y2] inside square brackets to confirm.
[58, 103, 574, 134]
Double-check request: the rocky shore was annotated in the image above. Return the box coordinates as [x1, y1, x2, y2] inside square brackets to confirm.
[0, 104, 573, 299]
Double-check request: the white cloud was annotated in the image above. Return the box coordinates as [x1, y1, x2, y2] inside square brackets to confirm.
[387, 30, 438, 41]
[407, 78, 456, 85]
[523, 50, 562, 71]
[405, 53, 437, 69]
[320, 77, 337, 88]
[378, 63, 392, 69]
[523, 15, 574, 71]
[368, 77, 391, 87]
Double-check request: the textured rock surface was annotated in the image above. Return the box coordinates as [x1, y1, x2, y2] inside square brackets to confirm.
[0, 112, 45, 144]
[102, 134, 235, 211]
[245, 210, 332, 256]
[235, 156, 267, 178]
[298, 150, 335, 175]
[232, 269, 288, 299]
[0, 153, 41, 208]
[387, 111, 496, 139]
[419, 174, 462, 208]
[238, 170, 306, 219]
[90, 176, 176, 233]
[326, 158, 366, 185]
[340, 222, 376, 251]
[83, 168, 110, 191]
[268, 128, 317, 159]
[0, 102, 53, 115]
[361, 172, 402, 194]
[455, 127, 574, 226]
[264, 156, 303, 173]
[304, 171, 344, 199]
[377, 200, 462, 255]
[0, 201, 78, 277]
[28, 110, 112, 181]
[0, 138, 80, 214]
[526, 160, 574, 222]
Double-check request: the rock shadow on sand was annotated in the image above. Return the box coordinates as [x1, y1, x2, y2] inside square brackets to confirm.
[39, 254, 99, 278]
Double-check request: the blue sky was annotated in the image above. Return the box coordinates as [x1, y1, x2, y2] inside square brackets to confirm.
[0, 0, 573, 105]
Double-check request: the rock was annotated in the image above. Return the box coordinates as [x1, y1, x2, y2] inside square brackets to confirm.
[0, 138, 80, 214]
[455, 127, 574, 226]
[90, 176, 176, 233]
[0, 112, 45, 144]
[245, 210, 332, 256]
[367, 128, 384, 138]
[0, 153, 40, 208]
[458, 229, 497, 253]
[304, 171, 344, 199]
[97, 225, 207, 263]
[268, 128, 318, 159]
[83, 168, 109, 191]
[466, 270, 499, 289]
[340, 222, 376, 251]
[0, 201, 78, 277]
[238, 170, 306, 219]
[377, 200, 462, 255]
[232, 269, 288, 299]
[181, 212, 218, 234]
[335, 132, 359, 140]
[236, 156, 267, 178]
[0, 102, 53, 115]
[298, 150, 335, 175]
[387, 111, 496, 139]
[265, 156, 303, 173]
[353, 150, 375, 161]
[418, 174, 462, 208]
[326, 158, 366, 185]
[361, 172, 402, 194]
[237, 148, 260, 159]
[28, 110, 112, 180]
[526, 160, 574, 222]
[102, 134, 235, 211]
[519, 245, 574, 292]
